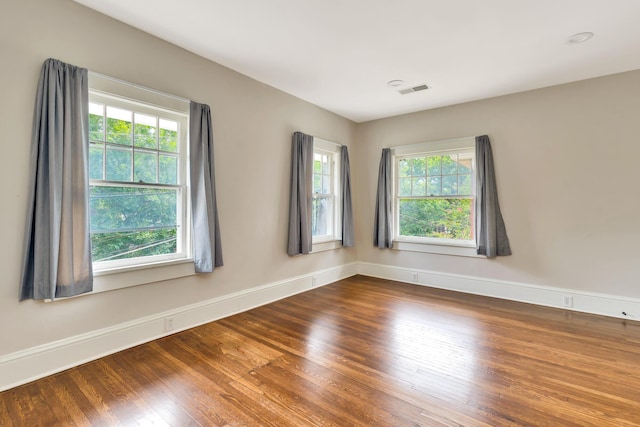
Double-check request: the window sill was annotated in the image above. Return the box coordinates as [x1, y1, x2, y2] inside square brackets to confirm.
[392, 240, 485, 258]
[92, 258, 196, 294]
[311, 240, 343, 253]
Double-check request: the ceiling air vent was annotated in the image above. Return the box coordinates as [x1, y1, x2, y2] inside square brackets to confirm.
[398, 84, 430, 95]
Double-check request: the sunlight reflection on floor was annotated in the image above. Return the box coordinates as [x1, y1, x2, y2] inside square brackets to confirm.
[387, 304, 482, 400]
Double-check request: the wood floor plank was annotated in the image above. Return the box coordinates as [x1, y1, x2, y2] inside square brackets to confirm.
[140, 340, 259, 426]
[2, 275, 640, 426]
[108, 351, 200, 426]
[36, 377, 92, 426]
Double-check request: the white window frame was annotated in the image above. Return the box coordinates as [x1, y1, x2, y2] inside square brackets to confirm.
[391, 137, 484, 257]
[311, 138, 342, 252]
[88, 74, 195, 293]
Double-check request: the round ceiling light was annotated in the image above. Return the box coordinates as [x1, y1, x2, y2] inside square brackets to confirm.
[568, 32, 594, 44]
[387, 79, 405, 87]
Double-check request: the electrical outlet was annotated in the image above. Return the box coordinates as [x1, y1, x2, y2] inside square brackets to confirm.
[562, 296, 573, 308]
[164, 317, 175, 332]
[311, 276, 317, 287]
[412, 272, 419, 282]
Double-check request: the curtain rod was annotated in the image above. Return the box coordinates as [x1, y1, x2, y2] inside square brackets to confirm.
[389, 135, 477, 150]
[88, 71, 190, 104]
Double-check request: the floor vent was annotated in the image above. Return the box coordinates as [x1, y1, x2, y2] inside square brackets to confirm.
[398, 84, 430, 95]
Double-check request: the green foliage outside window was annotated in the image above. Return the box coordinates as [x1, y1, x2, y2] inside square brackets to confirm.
[91, 229, 177, 262]
[89, 186, 178, 261]
[106, 116, 132, 146]
[89, 112, 104, 142]
[398, 151, 474, 241]
[399, 198, 472, 240]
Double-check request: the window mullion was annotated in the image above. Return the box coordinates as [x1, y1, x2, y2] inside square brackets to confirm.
[129, 110, 135, 182]
[155, 116, 160, 183]
[101, 104, 107, 180]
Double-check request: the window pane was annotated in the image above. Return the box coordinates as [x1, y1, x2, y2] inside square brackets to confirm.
[322, 155, 330, 174]
[412, 157, 426, 176]
[90, 186, 178, 261]
[399, 178, 412, 196]
[459, 174, 472, 195]
[412, 177, 426, 196]
[399, 198, 472, 240]
[134, 113, 157, 149]
[312, 195, 333, 237]
[89, 145, 103, 180]
[427, 176, 441, 196]
[159, 119, 178, 152]
[106, 147, 132, 181]
[106, 106, 132, 146]
[398, 159, 411, 177]
[134, 151, 157, 183]
[442, 175, 458, 195]
[313, 173, 322, 193]
[441, 154, 458, 175]
[314, 154, 322, 173]
[458, 155, 473, 174]
[159, 155, 178, 185]
[427, 156, 441, 175]
[322, 175, 330, 194]
[89, 103, 104, 142]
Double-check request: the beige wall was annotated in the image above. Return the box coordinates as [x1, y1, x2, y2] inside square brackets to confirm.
[356, 70, 640, 298]
[0, 0, 356, 355]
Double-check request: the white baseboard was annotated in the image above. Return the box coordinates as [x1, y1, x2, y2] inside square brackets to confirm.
[358, 262, 640, 322]
[0, 262, 357, 392]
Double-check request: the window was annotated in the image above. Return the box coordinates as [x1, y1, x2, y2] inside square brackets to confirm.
[87, 86, 190, 272]
[393, 137, 476, 249]
[312, 139, 341, 244]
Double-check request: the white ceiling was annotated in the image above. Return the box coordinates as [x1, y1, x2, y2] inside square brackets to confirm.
[75, 0, 640, 123]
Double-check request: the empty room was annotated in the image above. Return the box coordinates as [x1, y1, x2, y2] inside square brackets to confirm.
[1, 0, 640, 425]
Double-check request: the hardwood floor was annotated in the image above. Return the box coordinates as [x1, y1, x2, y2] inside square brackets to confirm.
[2, 275, 640, 426]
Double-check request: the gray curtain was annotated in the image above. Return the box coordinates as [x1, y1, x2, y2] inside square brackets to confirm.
[476, 135, 511, 257]
[20, 58, 93, 300]
[189, 101, 223, 272]
[340, 146, 354, 247]
[373, 148, 393, 248]
[287, 132, 313, 255]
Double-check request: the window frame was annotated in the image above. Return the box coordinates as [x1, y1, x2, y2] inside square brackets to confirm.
[391, 137, 483, 257]
[87, 73, 195, 291]
[311, 138, 342, 250]
[88, 91, 191, 272]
